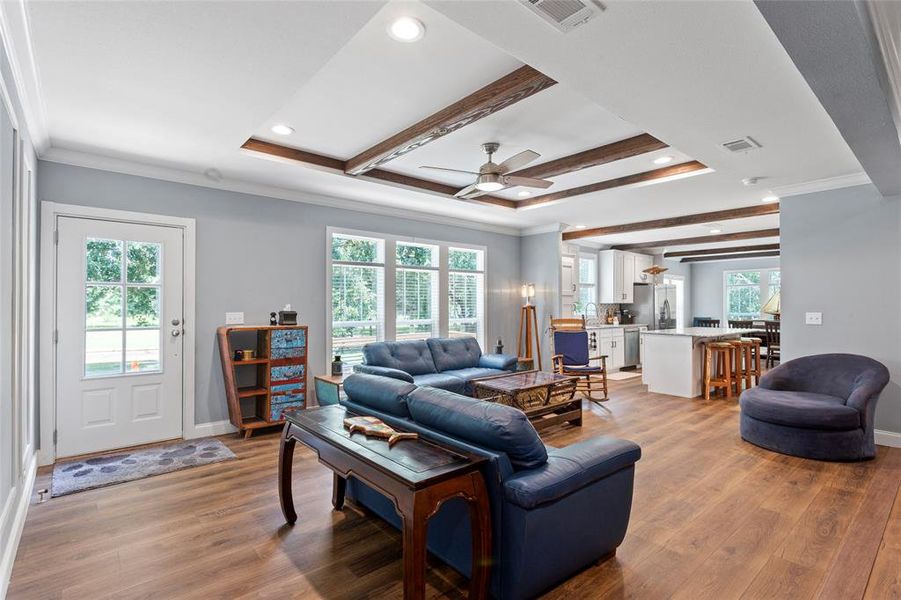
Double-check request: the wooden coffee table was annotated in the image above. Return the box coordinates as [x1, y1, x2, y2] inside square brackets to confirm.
[472, 371, 580, 431]
[279, 405, 491, 599]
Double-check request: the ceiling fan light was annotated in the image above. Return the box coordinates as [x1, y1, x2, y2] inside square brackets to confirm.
[475, 172, 504, 192]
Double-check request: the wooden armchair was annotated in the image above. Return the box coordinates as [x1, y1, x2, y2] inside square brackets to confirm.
[550, 316, 608, 403]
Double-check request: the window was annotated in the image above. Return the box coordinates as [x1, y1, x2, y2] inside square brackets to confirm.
[396, 242, 439, 340]
[578, 253, 597, 313]
[724, 269, 780, 321]
[328, 231, 486, 371]
[330, 234, 385, 366]
[84, 238, 162, 377]
[448, 247, 485, 346]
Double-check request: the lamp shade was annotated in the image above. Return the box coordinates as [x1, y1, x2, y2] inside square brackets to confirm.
[761, 290, 781, 316]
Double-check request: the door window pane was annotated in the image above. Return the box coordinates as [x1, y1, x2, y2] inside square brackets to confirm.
[86, 238, 123, 282]
[86, 285, 123, 328]
[127, 241, 161, 284]
[448, 272, 484, 345]
[396, 269, 439, 340]
[126, 329, 161, 373]
[331, 263, 384, 366]
[127, 286, 160, 327]
[85, 330, 123, 377]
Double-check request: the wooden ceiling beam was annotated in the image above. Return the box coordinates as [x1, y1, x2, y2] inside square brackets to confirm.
[610, 228, 780, 250]
[516, 161, 708, 208]
[664, 243, 780, 258]
[344, 65, 557, 175]
[507, 133, 668, 180]
[241, 138, 514, 208]
[681, 250, 780, 263]
[562, 203, 779, 241]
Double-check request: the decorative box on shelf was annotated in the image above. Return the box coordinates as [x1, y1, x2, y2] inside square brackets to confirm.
[216, 325, 308, 439]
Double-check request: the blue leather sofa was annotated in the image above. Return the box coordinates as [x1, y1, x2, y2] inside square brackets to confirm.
[354, 337, 518, 395]
[340, 373, 641, 599]
[740, 353, 890, 461]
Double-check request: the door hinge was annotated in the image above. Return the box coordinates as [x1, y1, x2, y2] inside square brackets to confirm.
[53, 329, 59, 344]
[53, 229, 59, 244]
[53, 430, 58, 444]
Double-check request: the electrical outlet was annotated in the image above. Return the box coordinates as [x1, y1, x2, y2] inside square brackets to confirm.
[225, 312, 244, 325]
[805, 312, 823, 325]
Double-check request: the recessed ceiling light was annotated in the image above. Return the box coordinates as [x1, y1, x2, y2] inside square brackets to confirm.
[574, 224, 587, 229]
[517, 191, 531, 197]
[761, 194, 779, 203]
[709, 228, 722, 234]
[388, 17, 425, 42]
[270, 124, 294, 136]
[653, 155, 674, 165]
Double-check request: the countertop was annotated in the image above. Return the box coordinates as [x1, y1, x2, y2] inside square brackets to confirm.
[641, 327, 757, 338]
[585, 323, 648, 330]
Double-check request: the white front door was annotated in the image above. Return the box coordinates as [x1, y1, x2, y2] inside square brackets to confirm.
[56, 216, 184, 457]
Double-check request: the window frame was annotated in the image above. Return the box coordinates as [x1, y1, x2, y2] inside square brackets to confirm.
[326, 227, 488, 372]
[577, 252, 597, 313]
[722, 268, 781, 322]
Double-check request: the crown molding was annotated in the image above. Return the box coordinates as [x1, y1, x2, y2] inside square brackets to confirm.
[0, 0, 51, 154]
[773, 171, 871, 198]
[40, 146, 523, 237]
[520, 222, 568, 236]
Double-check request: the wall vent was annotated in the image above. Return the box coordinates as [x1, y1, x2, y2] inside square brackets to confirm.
[520, 0, 604, 33]
[721, 136, 762, 153]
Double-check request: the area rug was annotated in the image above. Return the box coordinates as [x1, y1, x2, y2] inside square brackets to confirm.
[607, 371, 643, 381]
[51, 438, 236, 497]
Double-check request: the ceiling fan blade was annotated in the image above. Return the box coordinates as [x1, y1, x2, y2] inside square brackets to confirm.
[454, 183, 481, 198]
[419, 166, 481, 175]
[504, 175, 553, 189]
[497, 149, 540, 174]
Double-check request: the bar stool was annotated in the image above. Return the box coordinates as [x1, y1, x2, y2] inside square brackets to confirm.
[742, 337, 763, 385]
[703, 342, 735, 400]
[728, 339, 754, 393]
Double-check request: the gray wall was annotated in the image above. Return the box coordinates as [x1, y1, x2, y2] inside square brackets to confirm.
[520, 231, 562, 370]
[781, 183, 901, 435]
[38, 161, 523, 424]
[690, 256, 780, 322]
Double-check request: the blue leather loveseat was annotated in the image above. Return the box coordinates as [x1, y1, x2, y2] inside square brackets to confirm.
[340, 373, 641, 599]
[354, 337, 517, 394]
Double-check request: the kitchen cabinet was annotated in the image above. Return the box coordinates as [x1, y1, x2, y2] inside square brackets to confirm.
[561, 254, 577, 316]
[588, 327, 625, 371]
[600, 250, 655, 302]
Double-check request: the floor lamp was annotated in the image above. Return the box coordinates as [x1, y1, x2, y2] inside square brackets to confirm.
[517, 284, 541, 371]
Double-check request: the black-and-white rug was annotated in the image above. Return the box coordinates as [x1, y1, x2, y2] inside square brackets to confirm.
[51, 438, 236, 497]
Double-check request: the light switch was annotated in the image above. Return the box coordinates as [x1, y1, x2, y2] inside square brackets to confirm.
[225, 312, 244, 325]
[805, 312, 822, 325]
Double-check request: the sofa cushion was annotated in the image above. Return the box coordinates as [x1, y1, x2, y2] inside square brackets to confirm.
[353, 364, 415, 383]
[478, 353, 517, 371]
[411, 372, 467, 395]
[363, 341, 437, 376]
[740, 388, 860, 431]
[406, 386, 548, 469]
[504, 436, 641, 509]
[441, 367, 508, 395]
[343, 373, 417, 418]
[427, 337, 482, 372]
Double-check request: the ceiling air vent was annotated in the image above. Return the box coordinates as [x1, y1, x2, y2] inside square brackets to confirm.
[520, 0, 603, 33]
[721, 136, 762, 153]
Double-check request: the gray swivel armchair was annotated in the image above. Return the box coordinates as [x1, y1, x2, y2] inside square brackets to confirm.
[740, 354, 890, 461]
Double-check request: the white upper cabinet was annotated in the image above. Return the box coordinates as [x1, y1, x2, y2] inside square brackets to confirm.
[599, 250, 654, 303]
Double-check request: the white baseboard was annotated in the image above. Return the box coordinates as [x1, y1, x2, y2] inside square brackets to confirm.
[875, 429, 901, 448]
[186, 420, 237, 439]
[0, 452, 37, 600]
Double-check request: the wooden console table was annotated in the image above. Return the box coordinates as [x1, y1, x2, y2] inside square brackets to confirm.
[472, 371, 580, 432]
[279, 406, 491, 599]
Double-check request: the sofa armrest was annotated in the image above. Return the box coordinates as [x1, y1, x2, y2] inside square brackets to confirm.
[479, 353, 518, 371]
[352, 364, 415, 383]
[503, 436, 641, 509]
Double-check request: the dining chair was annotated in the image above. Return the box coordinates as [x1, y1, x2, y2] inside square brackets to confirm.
[695, 318, 720, 328]
[764, 321, 781, 368]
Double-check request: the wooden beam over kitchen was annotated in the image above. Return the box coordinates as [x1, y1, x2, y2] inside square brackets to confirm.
[515, 161, 708, 208]
[241, 138, 515, 208]
[562, 203, 779, 240]
[508, 133, 668, 180]
[610, 228, 780, 250]
[681, 250, 780, 263]
[663, 243, 780, 258]
[344, 65, 557, 175]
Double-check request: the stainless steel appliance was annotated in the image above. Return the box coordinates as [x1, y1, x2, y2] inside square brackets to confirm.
[632, 283, 678, 330]
[623, 328, 641, 368]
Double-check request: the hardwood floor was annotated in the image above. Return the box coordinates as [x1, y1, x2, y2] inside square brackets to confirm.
[9, 378, 901, 599]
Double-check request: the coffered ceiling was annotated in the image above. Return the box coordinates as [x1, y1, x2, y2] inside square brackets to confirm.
[6, 0, 872, 245]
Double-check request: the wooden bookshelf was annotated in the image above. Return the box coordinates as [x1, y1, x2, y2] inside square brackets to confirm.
[216, 325, 308, 439]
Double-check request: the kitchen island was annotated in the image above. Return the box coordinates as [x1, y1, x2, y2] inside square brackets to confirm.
[640, 327, 757, 398]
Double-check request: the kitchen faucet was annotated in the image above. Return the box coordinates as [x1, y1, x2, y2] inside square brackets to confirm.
[583, 302, 599, 318]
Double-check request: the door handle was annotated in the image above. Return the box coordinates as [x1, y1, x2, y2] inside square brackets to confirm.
[171, 329, 182, 337]
[171, 318, 181, 326]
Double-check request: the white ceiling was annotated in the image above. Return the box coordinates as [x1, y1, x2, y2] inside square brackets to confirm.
[16, 0, 867, 242]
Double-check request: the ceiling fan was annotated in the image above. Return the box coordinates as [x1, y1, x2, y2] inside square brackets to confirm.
[419, 142, 553, 199]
